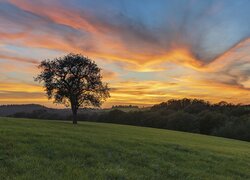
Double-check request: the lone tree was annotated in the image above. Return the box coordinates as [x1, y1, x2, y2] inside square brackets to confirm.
[35, 53, 110, 124]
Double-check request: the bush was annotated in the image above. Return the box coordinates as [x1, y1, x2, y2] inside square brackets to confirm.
[198, 111, 227, 134]
[167, 111, 199, 133]
[213, 119, 250, 141]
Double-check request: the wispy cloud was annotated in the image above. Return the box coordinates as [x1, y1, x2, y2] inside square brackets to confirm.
[0, 0, 250, 106]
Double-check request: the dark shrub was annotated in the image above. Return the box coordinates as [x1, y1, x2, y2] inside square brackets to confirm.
[213, 119, 250, 141]
[167, 111, 199, 133]
[198, 111, 227, 134]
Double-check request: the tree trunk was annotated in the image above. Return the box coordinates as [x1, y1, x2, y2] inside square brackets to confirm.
[70, 97, 78, 124]
[72, 108, 77, 124]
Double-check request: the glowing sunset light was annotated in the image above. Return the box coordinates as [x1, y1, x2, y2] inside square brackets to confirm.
[0, 0, 250, 107]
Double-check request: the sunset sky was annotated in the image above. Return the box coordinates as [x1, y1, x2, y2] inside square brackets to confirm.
[0, 0, 250, 108]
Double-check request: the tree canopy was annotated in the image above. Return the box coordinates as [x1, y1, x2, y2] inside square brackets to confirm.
[35, 53, 110, 124]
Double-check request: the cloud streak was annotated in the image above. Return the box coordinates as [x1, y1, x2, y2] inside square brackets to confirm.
[0, 0, 250, 106]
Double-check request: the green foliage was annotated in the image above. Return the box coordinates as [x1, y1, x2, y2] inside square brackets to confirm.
[0, 117, 250, 179]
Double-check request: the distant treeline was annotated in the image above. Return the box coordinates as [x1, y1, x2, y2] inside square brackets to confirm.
[112, 105, 139, 109]
[6, 98, 250, 142]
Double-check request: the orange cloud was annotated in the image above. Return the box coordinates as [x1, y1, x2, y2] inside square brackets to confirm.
[0, 54, 39, 64]
[0, 81, 45, 104]
[105, 77, 250, 107]
[0, 82, 42, 92]
[6, 0, 205, 72]
[0, 31, 28, 40]
[203, 38, 250, 72]
[0, 0, 249, 107]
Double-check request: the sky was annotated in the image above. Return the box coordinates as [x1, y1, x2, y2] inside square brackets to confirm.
[0, 0, 250, 108]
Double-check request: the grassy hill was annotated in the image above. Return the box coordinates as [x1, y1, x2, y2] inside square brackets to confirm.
[0, 117, 249, 179]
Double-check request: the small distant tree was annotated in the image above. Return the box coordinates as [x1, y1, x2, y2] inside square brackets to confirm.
[35, 53, 110, 124]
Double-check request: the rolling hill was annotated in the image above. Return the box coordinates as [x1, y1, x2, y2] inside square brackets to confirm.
[0, 104, 48, 116]
[0, 117, 249, 179]
[0, 104, 100, 118]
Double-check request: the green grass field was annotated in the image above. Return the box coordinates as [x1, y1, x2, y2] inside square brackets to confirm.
[0, 117, 249, 179]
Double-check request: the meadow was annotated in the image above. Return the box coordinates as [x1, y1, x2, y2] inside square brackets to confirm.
[0, 117, 250, 179]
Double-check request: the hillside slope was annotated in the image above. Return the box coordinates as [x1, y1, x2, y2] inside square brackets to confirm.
[0, 117, 249, 179]
[0, 104, 48, 116]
